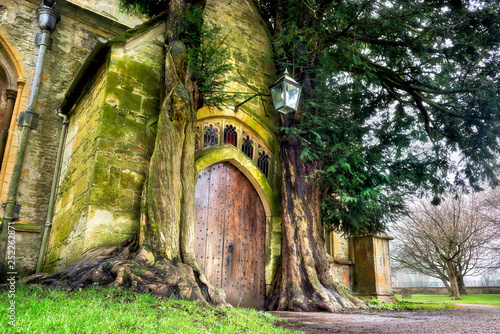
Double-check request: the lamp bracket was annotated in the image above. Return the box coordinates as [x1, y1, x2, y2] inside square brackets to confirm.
[234, 92, 270, 113]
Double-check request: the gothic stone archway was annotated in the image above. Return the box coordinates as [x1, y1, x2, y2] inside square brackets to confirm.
[195, 162, 266, 308]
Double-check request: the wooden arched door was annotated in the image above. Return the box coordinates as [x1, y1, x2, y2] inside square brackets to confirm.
[195, 162, 266, 308]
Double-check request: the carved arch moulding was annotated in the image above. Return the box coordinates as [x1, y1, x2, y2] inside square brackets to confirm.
[195, 117, 275, 183]
[0, 26, 29, 199]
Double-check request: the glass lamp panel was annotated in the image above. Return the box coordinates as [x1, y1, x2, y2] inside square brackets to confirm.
[271, 84, 285, 110]
[284, 81, 300, 111]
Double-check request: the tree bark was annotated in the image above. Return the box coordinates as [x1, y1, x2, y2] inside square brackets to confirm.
[456, 262, 468, 294]
[439, 276, 453, 296]
[135, 0, 226, 305]
[446, 259, 461, 300]
[267, 112, 360, 312]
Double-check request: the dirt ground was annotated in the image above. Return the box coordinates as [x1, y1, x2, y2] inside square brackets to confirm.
[272, 304, 500, 333]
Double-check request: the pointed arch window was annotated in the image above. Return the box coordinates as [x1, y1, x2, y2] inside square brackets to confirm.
[204, 124, 218, 148]
[224, 125, 237, 147]
[257, 152, 269, 178]
[242, 136, 254, 159]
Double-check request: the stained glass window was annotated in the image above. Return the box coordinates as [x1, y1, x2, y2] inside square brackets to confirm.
[204, 124, 218, 148]
[224, 125, 237, 146]
[257, 152, 269, 178]
[242, 136, 254, 159]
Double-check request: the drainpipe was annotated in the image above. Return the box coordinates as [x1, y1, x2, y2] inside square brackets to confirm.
[36, 112, 68, 273]
[0, 1, 60, 274]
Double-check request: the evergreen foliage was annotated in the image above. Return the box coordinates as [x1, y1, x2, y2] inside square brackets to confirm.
[263, 0, 500, 234]
[178, 6, 231, 107]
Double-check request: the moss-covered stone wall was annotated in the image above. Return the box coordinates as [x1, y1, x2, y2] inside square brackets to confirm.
[0, 0, 144, 275]
[44, 23, 165, 272]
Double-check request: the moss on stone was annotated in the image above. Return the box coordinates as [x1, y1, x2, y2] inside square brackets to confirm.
[90, 185, 118, 206]
[93, 163, 109, 185]
[141, 83, 161, 98]
[142, 97, 160, 117]
[119, 169, 146, 192]
[98, 121, 140, 145]
[120, 75, 140, 93]
[96, 137, 115, 151]
[109, 166, 121, 187]
[105, 71, 120, 89]
[105, 87, 142, 111]
[112, 58, 159, 87]
[107, 14, 167, 45]
[124, 118, 146, 133]
[95, 155, 149, 171]
[52, 214, 77, 246]
[90, 185, 140, 211]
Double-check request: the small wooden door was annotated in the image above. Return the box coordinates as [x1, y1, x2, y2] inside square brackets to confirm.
[195, 162, 266, 308]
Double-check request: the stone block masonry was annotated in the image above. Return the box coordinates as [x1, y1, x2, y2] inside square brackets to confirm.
[0, 0, 143, 275]
[45, 23, 165, 272]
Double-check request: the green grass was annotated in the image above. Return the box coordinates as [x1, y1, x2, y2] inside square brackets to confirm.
[362, 298, 453, 310]
[0, 285, 301, 334]
[395, 294, 500, 306]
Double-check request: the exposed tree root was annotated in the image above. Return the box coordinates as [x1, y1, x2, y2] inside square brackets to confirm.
[266, 263, 364, 312]
[23, 237, 228, 307]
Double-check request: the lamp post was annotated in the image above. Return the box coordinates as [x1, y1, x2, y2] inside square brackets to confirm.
[269, 69, 302, 114]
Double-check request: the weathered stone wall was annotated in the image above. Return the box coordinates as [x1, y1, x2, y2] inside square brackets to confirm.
[66, 0, 146, 28]
[353, 234, 395, 301]
[45, 22, 165, 272]
[45, 63, 107, 270]
[0, 0, 142, 275]
[325, 231, 353, 290]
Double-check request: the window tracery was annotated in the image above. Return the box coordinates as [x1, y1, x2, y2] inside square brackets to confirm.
[224, 124, 237, 146]
[241, 135, 254, 159]
[203, 124, 218, 148]
[257, 151, 269, 178]
[197, 119, 273, 181]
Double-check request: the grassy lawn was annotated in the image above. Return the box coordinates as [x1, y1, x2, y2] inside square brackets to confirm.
[0, 285, 300, 334]
[395, 294, 500, 306]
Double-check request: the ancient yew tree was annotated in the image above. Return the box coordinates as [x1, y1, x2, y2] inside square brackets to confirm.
[261, 0, 500, 311]
[28, 0, 500, 312]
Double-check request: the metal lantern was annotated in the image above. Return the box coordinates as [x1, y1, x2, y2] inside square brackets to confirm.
[269, 69, 302, 114]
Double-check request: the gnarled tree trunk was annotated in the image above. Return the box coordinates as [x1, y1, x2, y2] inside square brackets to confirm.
[267, 112, 360, 312]
[122, 0, 226, 305]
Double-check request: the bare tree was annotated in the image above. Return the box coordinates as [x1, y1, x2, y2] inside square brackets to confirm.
[479, 187, 500, 257]
[391, 194, 500, 299]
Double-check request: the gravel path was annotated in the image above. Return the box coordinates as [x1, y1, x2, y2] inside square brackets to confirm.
[272, 304, 500, 333]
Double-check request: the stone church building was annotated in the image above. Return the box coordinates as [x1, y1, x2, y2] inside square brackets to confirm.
[0, 0, 393, 307]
